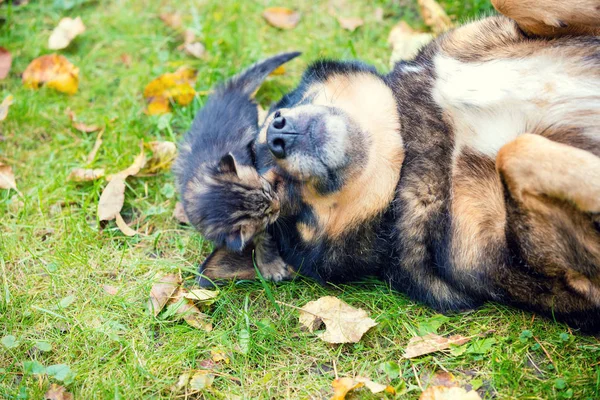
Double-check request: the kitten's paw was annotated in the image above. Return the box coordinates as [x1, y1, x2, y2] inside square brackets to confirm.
[258, 258, 291, 282]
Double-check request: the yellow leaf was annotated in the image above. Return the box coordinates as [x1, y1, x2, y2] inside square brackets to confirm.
[184, 289, 219, 303]
[0, 94, 13, 121]
[0, 162, 17, 191]
[168, 287, 213, 331]
[22, 54, 79, 95]
[404, 333, 471, 358]
[67, 167, 105, 182]
[331, 378, 363, 400]
[270, 65, 286, 76]
[210, 349, 230, 364]
[48, 17, 86, 50]
[417, 0, 453, 34]
[0, 47, 12, 80]
[299, 296, 377, 343]
[143, 67, 197, 114]
[262, 7, 301, 30]
[148, 273, 181, 316]
[189, 370, 215, 391]
[337, 16, 364, 32]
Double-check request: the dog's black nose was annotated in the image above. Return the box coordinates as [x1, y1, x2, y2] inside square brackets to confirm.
[267, 112, 299, 159]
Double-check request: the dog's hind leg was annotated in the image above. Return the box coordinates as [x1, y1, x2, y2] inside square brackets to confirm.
[197, 247, 257, 288]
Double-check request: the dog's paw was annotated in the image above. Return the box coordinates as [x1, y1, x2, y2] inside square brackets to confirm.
[258, 257, 291, 282]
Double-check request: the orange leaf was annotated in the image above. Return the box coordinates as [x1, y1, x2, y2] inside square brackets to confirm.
[22, 54, 79, 95]
[143, 67, 197, 115]
[331, 377, 363, 400]
[262, 7, 301, 30]
[0, 47, 12, 80]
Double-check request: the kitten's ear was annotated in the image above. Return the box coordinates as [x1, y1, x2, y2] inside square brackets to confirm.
[218, 153, 238, 175]
[225, 224, 258, 252]
[197, 247, 256, 288]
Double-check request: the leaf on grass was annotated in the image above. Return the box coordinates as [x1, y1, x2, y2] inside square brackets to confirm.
[184, 42, 206, 59]
[46, 364, 72, 382]
[262, 7, 301, 30]
[388, 21, 434, 65]
[299, 296, 377, 343]
[183, 289, 219, 304]
[23, 360, 45, 374]
[404, 333, 471, 358]
[22, 54, 79, 95]
[417, 0, 453, 34]
[68, 168, 105, 182]
[419, 386, 481, 400]
[48, 17, 86, 50]
[337, 16, 364, 32]
[168, 287, 213, 331]
[107, 144, 147, 181]
[173, 201, 190, 224]
[171, 372, 191, 393]
[374, 7, 384, 22]
[331, 376, 394, 400]
[35, 341, 53, 352]
[86, 130, 104, 163]
[145, 141, 177, 173]
[143, 67, 197, 115]
[159, 12, 182, 29]
[120, 53, 132, 67]
[67, 109, 102, 133]
[102, 284, 118, 295]
[97, 177, 125, 221]
[0, 47, 12, 79]
[211, 349, 230, 364]
[44, 383, 73, 400]
[0, 94, 14, 122]
[0, 162, 17, 191]
[115, 213, 140, 237]
[1, 335, 19, 349]
[189, 370, 214, 391]
[148, 273, 181, 316]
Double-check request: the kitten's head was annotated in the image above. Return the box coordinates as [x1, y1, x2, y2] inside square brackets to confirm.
[182, 153, 280, 252]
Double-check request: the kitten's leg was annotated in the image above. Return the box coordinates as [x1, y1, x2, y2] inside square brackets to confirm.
[254, 232, 292, 282]
[197, 247, 256, 288]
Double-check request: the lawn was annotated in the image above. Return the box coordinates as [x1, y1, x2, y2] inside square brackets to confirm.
[1, 0, 599, 399]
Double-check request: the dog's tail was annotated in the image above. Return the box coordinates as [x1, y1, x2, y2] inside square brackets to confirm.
[224, 51, 301, 97]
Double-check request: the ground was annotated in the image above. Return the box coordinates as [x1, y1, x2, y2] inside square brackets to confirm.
[1, 0, 599, 399]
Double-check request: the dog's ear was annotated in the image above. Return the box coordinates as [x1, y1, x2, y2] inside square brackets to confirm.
[229, 51, 301, 97]
[197, 247, 257, 288]
[225, 224, 257, 252]
[217, 152, 239, 175]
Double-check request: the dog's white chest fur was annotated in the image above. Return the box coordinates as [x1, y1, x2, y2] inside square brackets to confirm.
[432, 53, 600, 157]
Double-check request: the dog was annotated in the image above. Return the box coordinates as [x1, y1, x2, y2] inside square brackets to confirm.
[199, 0, 600, 332]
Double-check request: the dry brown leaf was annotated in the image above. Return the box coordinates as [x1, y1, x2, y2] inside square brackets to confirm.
[404, 333, 471, 358]
[97, 177, 125, 221]
[159, 12, 182, 29]
[417, 0, 453, 34]
[0, 47, 12, 79]
[419, 386, 482, 400]
[374, 7, 384, 22]
[0, 94, 13, 121]
[184, 42, 206, 59]
[86, 129, 104, 164]
[388, 21, 434, 65]
[102, 284, 118, 295]
[115, 213, 140, 237]
[182, 29, 196, 45]
[0, 162, 17, 191]
[48, 17, 86, 50]
[146, 141, 177, 173]
[331, 376, 394, 400]
[68, 167, 105, 182]
[67, 109, 102, 133]
[173, 201, 190, 224]
[426, 371, 458, 388]
[143, 67, 197, 115]
[299, 296, 377, 343]
[107, 145, 147, 181]
[189, 370, 215, 391]
[262, 7, 301, 30]
[44, 383, 73, 400]
[22, 54, 79, 95]
[169, 287, 213, 331]
[148, 273, 181, 316]
[211, 349, 230, 364]
[337, 16, 364, 32]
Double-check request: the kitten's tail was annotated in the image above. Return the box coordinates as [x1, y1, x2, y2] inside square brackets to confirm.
[224, 51, 301, 97]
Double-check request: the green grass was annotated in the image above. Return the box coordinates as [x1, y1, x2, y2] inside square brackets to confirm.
[1, 0, 599, 399]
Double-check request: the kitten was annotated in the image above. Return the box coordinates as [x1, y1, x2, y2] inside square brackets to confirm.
[173, 52, 300, 282]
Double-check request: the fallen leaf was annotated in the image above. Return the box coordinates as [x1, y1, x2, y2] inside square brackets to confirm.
[102, 284, 118, 295]
[189, 370, 214, 391]
[171, 372, 191, 393]
[211, 349, 230, 364]
[148, 273, 181, 316]
[388, 21, 434, 65]
[97, 177, 125, 221]
[374, 7, 384, 22]
[22, 54, 79, 95]
[182, 29, 196, 45]
[173, 201, 189, 224]
[262, 7, 301, 30]
[184, 289, 219, 304]
[0, 47, 12, 79]
[48, 17, 86, 50]
[67, 167, 105, 182]
[299, 296, 377, 343]
[86, 129, 104, 163]
[67, 109, 102, 133]
[419, 386, 481, 400]
[0, 162, 17, 191]
[143, 67, 197, 115]
[44, 383, 73, 400]
[145, 141, 177, 173]
[107, 144, 147, 181]
[269, 65, 286, 76]
[120, 53, 132, 67]
[115, 213, 140, 237]
[0, 94, 13, 121]
[337, 16, 364, 32]
[417, 0, 453, 34]
[168, 287, 213, 331]
[404, 333, 471, 359]
[159, 12, 182, 29]
[331, 376, 394, 400]
[183, 42, 206, 58]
